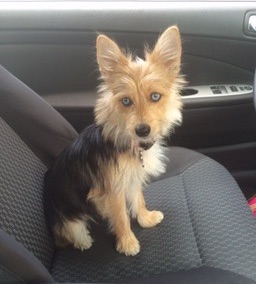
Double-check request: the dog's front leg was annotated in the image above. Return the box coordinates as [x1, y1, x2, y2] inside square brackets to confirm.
[100, 190, 140, 256]
[130, 188, 164, 228]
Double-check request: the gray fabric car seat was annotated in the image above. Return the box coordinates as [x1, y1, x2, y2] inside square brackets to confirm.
[1, 64, 256, 284]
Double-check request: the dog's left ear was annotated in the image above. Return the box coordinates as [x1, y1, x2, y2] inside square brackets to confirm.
[146, 26, 182, 74]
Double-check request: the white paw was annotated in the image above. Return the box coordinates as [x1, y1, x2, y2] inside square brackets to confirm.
[73, 231, 93, 251]
[116, 234, 140, 256]
[66, 220, 93, 251]
[138, 210, 164, 228]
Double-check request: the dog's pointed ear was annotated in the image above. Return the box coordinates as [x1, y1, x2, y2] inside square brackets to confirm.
[146, 26, 182, 74]
[96, 35, 128, 79]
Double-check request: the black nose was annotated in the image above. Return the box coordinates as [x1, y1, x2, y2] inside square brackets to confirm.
[135, 123, 151, 137]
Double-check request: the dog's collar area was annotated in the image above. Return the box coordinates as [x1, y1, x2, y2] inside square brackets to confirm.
[135, 141, 155, 168]
[139, 150, 145, 168]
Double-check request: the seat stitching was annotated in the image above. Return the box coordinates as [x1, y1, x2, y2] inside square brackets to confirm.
[181, 170, 204, 267]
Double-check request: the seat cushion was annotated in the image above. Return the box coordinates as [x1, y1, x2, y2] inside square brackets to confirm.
[124, 267, 256, 284]
[51, 147, 256, 283]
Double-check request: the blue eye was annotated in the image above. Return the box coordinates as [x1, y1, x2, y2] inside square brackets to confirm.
[150, 93, 161, 102]
[122, 97, 133, 106]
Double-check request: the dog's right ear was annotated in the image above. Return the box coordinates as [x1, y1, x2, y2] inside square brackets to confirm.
[96, 35, 128, 80]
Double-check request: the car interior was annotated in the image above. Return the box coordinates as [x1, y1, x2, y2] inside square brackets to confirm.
[1, 1, 256, 283]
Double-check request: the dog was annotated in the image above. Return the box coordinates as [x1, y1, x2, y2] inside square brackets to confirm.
[44, 25, 185, 256]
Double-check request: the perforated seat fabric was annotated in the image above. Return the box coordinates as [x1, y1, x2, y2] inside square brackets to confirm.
[50, 152, 256, 283]
[0, 118, 54, 270]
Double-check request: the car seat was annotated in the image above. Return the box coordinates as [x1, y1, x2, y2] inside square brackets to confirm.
[1, 64, 256, 284]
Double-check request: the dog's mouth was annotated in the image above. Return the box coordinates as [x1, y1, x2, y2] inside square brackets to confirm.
[139, 141, 155, 151]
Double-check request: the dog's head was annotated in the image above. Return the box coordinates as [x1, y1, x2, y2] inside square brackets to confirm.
[95, 26, 185, 151]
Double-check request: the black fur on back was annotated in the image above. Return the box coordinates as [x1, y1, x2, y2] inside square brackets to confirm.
[43, 124, 121, 230]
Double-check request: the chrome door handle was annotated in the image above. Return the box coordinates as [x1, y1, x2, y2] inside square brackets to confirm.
[245, 12, 256, 37]
[248, 15, 256, 33]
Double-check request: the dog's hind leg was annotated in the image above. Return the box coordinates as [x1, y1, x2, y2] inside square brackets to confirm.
[53, 219, 93, 251]
[129, 188, 164, 228]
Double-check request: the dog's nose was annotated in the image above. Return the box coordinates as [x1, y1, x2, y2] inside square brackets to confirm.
[135, 123, 151, 137]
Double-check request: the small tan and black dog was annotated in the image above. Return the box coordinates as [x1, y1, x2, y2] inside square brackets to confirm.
[44, 26, 185, 256]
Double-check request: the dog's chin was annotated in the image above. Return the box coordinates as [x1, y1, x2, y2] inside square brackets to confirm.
[139, 141, 155, 151]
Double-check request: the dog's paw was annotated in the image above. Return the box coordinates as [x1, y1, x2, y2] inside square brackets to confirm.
[138, 210, 164, 228]
[116, 233, 140, 256]
[74, 234, 93, 251]
[54, 220, 93, 251]
[72, 226, 93, 251]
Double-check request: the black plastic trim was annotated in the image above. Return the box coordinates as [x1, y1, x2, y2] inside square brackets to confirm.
[0, 2, 256, 41]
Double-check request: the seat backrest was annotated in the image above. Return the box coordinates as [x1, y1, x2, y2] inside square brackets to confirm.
[0, 65, 78, 282]
[0, 117, 54, 269]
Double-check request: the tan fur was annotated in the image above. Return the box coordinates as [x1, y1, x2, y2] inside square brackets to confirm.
[95, 26, 184, 148]
[61, 26, 185, 256]
[91, 26, 184, 256]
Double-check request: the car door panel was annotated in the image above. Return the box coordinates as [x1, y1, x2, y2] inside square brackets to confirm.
[0, 1, 256, 196]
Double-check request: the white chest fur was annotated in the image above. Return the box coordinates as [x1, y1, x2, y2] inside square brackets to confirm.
[113, 142, 167, 194]
[141, 142, 167, 179]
